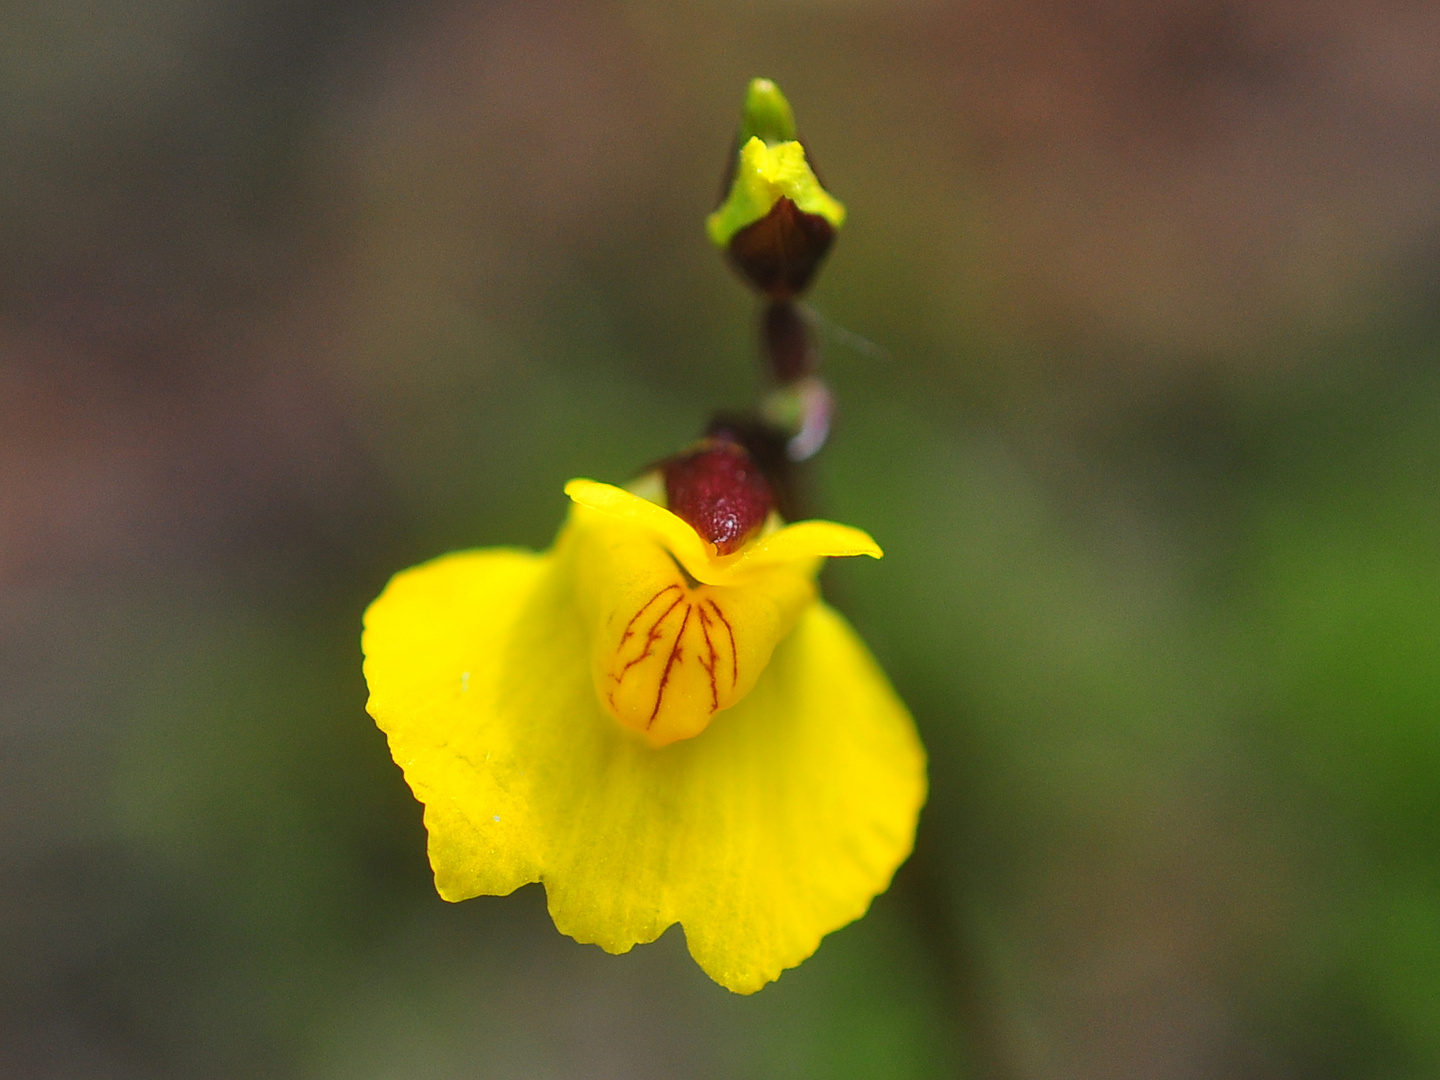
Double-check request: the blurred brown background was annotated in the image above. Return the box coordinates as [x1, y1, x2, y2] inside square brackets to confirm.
[5, 1, 1440, 1077]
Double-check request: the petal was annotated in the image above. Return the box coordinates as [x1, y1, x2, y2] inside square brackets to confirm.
[541, 600, 927, 993]
[363, 549, 549, 901]
[564, 478, 881, 586]
[730, 519, 883, 569]
[566, 511, 815, 746]
[363, 547, 926, 994]
[565, 478, 715, 579]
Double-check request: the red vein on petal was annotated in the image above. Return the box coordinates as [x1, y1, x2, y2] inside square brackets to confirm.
[619, 583, 680, 645]
[648, 603, 693, 728]
[695, 603, 720, 712]
[706, 599, 738, 692]
[618, 590, 685, 681]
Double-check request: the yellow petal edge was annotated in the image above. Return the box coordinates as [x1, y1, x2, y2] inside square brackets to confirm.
[362, 488, 926, 994]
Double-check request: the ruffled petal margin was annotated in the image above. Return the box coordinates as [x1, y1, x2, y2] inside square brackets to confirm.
[363, 546, 926, 994]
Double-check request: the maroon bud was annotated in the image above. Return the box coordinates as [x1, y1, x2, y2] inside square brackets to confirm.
[726, 197, 835, 300]
[664, 441, 775, 555]
[762, 300, 815, 384]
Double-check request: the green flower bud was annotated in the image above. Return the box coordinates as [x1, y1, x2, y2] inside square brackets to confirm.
[708, 79, 846, 299]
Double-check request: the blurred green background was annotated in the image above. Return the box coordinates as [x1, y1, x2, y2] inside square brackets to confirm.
[5, 1, 1440, 1076]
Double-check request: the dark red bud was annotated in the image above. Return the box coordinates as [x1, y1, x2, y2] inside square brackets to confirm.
[726, 197, 835, 300]
[664, 441, 775, 555]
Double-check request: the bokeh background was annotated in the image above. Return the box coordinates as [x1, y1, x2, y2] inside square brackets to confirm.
[5, 1, 1440, 1076]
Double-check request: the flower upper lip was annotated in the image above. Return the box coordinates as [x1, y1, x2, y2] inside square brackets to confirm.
[564, 479, 882, 587]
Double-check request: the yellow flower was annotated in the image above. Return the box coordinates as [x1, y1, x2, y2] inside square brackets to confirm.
[362, 472, 926, 993]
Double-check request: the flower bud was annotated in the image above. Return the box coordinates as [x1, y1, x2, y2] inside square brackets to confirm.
[664, 439, 775, 555]
[707, 79, 846, 299]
